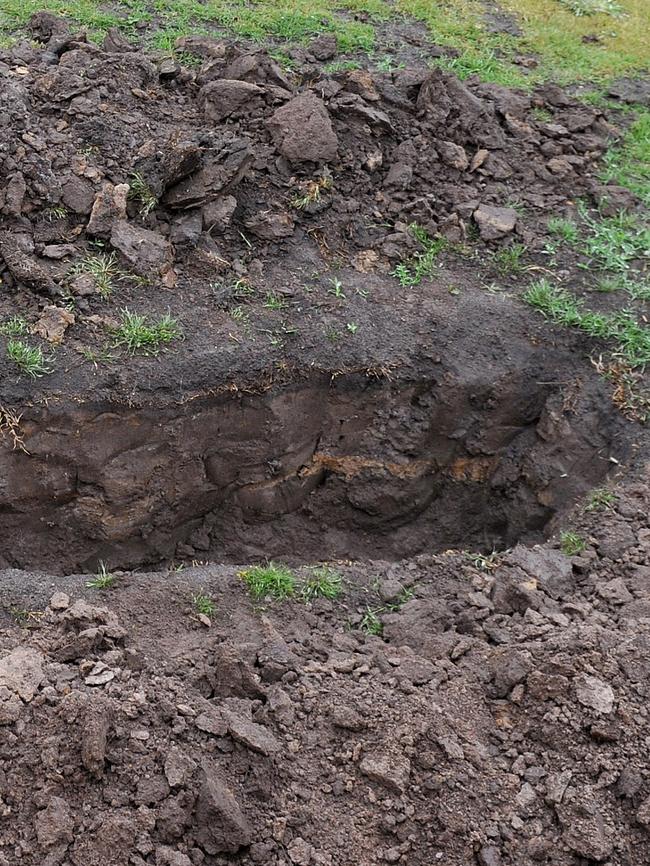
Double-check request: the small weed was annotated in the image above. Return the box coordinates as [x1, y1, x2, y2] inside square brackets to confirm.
[264, 291, 288, 311]
[6, 340, 51, 378]
[0, 405, 28, 453]
[0, 316, 29, 336]
[492, 243, 527, 275]
[269, 49, 297, 70]
[346, 322, 359, 334]
[359, 605, 384, 636]
[11, 607, 43, 627]
[585, 487, 617, 511]
[240, 562, 296, 600]
[79, 345, 114, 367]
[393, 224, 447, 287]
[42, 205, 68, 222]
[531, 107, 553, 122]
[129, 172, 158, 217]
[558, 0, 623, 16]
[375, 55, 405, 73]
[192, 592, 216, 616]
[328, 277, 346, 299]
[466, 551, 501, 571]
[386, 587, 414, 611]
[325, 326, 341, 343]
[70, 253, 121, 299]
[324, 59, 362, 73]
[300, 566, 343, 601]
[230, 305, 251, 325]
[560, 530, 586, 556]
[594, 273, 650, 299]
[112, 309, 181, 355]
[291, 174, 332, 210]
[548, 217, 580, 245]
[86, 561, 116, 590]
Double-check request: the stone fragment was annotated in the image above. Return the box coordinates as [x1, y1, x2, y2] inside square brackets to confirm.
[359, 753, 411, 793]
[309, 34, 337, 61]
[164, 747, 197, 788]
[61, 175, 96, 215]
[87, 183, 129, 238]
[597, 577, 633, 605]
[203, 195, 237, 233]
[195, 707, 228, 737]
[110, 220, 173, 278]
[199, 79, 264, 121]
[0, 231, 58, 295]
[288, 837, 313, 865]
[439, 140, 469, 171]
[575, 675, 614, 714]
[0, 647, 44, 702]
[35, 797, 74, 848]
[156, 846, 193, 866]
[0, 686, 22, 725]
[245, 211, 294, 240]
[636, 797, 650, 828]
[473, 204, 517, 240]
[267, 93, 338, 163]
[49, 591, 70, 610]
[558, 797, 613, 861]
[224, 710, 280, 755]
[81, 698, 111, 777]
[478, 845, 501, 866]
[330, 705, 366, 732]
[491, 649, 533, 697]
[33, 304, 75, 344]
[194, 769, 253, 854]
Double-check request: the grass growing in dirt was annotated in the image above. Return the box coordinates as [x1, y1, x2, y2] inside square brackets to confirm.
[585, 487, 617, 510]
[600, 109, 650, 207]
[560, 530, 587, 555]
[300, 566, 343, 601]
[6, 340, 51, 378]
[112, 310, 181, 355]
[70, 252, 122, 299]
[192, 592, 216, 616]
[359, 605, 384, 636]
[492, 243, 527, 276]
[579, 207, 650, 273]
[393, 224, 447, 288]
[129, 172, 158, 217]
[524, 280, 650, 368]
[240, 562, 297, 600]
[86, 561, 117, 589]
[0, 316, 29, 337]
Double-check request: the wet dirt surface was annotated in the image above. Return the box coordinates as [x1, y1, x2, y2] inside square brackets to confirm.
[1, 12, 650, 864]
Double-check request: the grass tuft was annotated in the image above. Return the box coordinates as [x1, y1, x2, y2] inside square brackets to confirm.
[70, 253, 122, 299]
[547, 217, 580, 245]
[492, 242, 527, 275]
[112, 309, 181, 355]
[86, 561, 117, 589]
[300, 566, 343, 601]
[393, 224, 447, 287]
[560, 530, 586, 555]
[0, 316, 29, 337]
[240, 562, 296, 600]
[585, 487, 617, 511]
[129, 172, 158, 217]
[192, 592, 216, 616]
[6, 340, 51, 378]
[359, 605, 384, 636]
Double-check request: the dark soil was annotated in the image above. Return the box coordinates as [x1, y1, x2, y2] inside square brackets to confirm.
[1, 472, 650, 866]
[0, 14, 646, 573]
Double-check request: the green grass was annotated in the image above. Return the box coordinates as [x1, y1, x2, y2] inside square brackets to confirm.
[585, 487, 617, 511]
[0, 316, 29, 337]
[393, 224, 447, 287]
[600, 109, 650, 208]
[129, 172, 158, 217]
[86, 561, 117, 589]
[240, 561, 296, 600]
[548, 217, 580, 245]
[359, 605, 384, 635]
[492, 243, 527, 275]
[300, 566, 343, 601]
[560, 530, 586, 555]
[6, 340, 51, 378]
[524, 279, 650, 368]
[192, 591, 216, 616]
[595, 273, 650, 300]
[70, 252, 122, 299]
[579, 207, 650, 273]
[112, 309, 181, 355]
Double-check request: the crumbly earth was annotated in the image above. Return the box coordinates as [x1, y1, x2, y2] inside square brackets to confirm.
[1, 467, 650, 866]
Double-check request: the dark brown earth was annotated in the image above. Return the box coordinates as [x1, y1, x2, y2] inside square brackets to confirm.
[0, 14, 646, 573]
[1, 469, 650, 866]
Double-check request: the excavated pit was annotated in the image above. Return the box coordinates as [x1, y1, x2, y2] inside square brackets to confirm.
[0, 351, 626, 574]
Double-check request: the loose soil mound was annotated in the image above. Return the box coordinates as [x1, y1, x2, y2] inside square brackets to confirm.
[1, 472, 650, 865]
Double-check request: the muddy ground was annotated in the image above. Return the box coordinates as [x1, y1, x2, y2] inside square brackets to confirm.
[1, 10, 650, 866]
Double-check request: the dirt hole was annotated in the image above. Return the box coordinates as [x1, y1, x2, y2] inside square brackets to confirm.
[0, 363, 625, 574]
